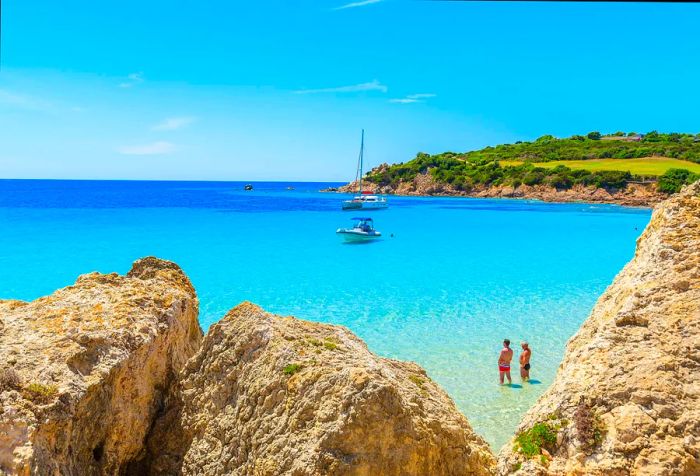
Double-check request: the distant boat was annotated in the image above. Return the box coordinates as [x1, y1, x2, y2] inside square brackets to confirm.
[244, 184, 253, 191]
[342, 130, 388, 211]
[336, 217, 382, 243]
[286, 186, 295, 191]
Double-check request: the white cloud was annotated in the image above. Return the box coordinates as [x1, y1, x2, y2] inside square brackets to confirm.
[118, 141, 176, 155]
[389, 93, 436, 104]
[294, 79, 387, 94]
[334, 0, 382, 10]
[152, 116, 197, 131]
[119, 72, 144, 88]
[0, 89, 52, 111]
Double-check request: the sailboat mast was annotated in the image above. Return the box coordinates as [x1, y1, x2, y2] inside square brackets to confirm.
[358, 129, 364, 194]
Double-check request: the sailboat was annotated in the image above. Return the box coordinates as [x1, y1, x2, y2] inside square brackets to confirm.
[341, 130, 388, 210]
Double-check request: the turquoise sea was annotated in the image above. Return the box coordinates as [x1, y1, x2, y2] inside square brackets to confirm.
[0, 180, 651, 449]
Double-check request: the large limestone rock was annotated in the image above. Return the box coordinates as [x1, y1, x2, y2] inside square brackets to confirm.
[498, 182, 700, 475]
[0, 257, 202, 475]
[146, 302, 496, 475]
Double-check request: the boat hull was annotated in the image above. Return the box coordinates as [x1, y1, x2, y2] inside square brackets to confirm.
[336, 229, 382, 242]
[341, 200, 388, 210]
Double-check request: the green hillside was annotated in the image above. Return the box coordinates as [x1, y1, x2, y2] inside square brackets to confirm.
[366, 131, 700, 194]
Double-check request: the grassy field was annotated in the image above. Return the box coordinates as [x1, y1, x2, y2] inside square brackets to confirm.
[498, 157, 700, 176]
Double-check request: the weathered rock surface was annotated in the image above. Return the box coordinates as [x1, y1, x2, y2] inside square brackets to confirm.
[145, 302, 496, 475]
[498, 181, 700, 475]
[0, 257, 202, 475]
[335, 170, 664, 206]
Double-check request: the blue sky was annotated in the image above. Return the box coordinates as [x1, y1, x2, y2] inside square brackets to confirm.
[1, 1, 699, 181]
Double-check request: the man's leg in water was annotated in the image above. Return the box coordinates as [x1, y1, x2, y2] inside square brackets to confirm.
[499, 370, 504, 385]
[506, 369, 512, 384]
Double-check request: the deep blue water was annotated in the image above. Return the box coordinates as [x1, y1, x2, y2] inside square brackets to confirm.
[0, 179, 651, 449]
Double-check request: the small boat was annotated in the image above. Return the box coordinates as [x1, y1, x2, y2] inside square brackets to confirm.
[244, 184, 253, 191]
[342, 130, 388, 211]
[286, 186, 295, 191]
[336, 217, 382, 242]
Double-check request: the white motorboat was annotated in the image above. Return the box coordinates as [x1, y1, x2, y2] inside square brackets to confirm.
[336, 217, 382, 242]
[341, 130, 388, 211]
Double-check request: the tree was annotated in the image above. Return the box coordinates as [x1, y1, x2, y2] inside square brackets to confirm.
[587, 131, 602, 140]
[657, 168, 699, 194]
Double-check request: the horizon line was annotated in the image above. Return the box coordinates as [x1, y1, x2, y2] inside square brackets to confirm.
[0, 177, 348, 184]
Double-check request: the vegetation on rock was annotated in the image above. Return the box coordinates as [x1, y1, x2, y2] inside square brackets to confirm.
[22, 383, 59, 404]
[573, 399, 605, 450]
[0, 367, 22, 393]
[513, 421, 559, 458]
[283, 363, 303, 375]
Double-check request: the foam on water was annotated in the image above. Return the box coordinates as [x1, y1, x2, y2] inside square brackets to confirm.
[0, 179, 651, 449]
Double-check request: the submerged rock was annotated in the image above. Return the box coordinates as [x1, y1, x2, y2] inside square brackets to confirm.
[145, 302, 496, 475]
[0, 257, 202, 475]
[498, 182, 700, 475]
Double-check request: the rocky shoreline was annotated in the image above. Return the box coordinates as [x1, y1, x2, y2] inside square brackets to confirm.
[329, 172, 667, 207]
[1, 182, 698, 475]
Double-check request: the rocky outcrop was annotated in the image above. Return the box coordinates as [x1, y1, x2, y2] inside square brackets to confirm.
[144, 302, 496, 475]
[0, 257, 202, 475]
[497, 181, 700, 475]
[335, 171, 665, 206]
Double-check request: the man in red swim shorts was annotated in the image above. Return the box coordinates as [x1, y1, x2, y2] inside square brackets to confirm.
[498, 339, 513, 385]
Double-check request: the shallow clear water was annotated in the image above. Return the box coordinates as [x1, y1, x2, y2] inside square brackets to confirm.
[0, 179, 651, 449]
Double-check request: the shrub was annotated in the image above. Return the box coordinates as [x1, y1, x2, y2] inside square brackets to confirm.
[574, 399, 606, 450]
[23, 383, 58, 404]
[587, 131, 602, 140]
[0, 367, 22, 392]
[307, 338, 322, 347]
[283, 363, 303, 376]
[408, 374, 426, 388]
[658, 168, 699, 194]
[514, 422, 558, 458]
[546, 174, 572, 189]
[323, 341, 338, 351]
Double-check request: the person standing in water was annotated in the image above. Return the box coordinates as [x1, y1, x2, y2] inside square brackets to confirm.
[498, 339, 513, 385]
[520, 341, 532, 381]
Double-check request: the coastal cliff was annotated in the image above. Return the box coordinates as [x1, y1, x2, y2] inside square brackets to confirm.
[0, 257, 202, 475]
[143, 302, 495, 475]
[497, 181, 700, 475]
[337, 171, 665, 207]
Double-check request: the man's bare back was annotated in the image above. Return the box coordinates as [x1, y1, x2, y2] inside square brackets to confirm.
[499, 347, 513, 366]
[498, 339, 513, 384]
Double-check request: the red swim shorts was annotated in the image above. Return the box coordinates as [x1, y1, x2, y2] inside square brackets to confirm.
[499, 365, 510, 372]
